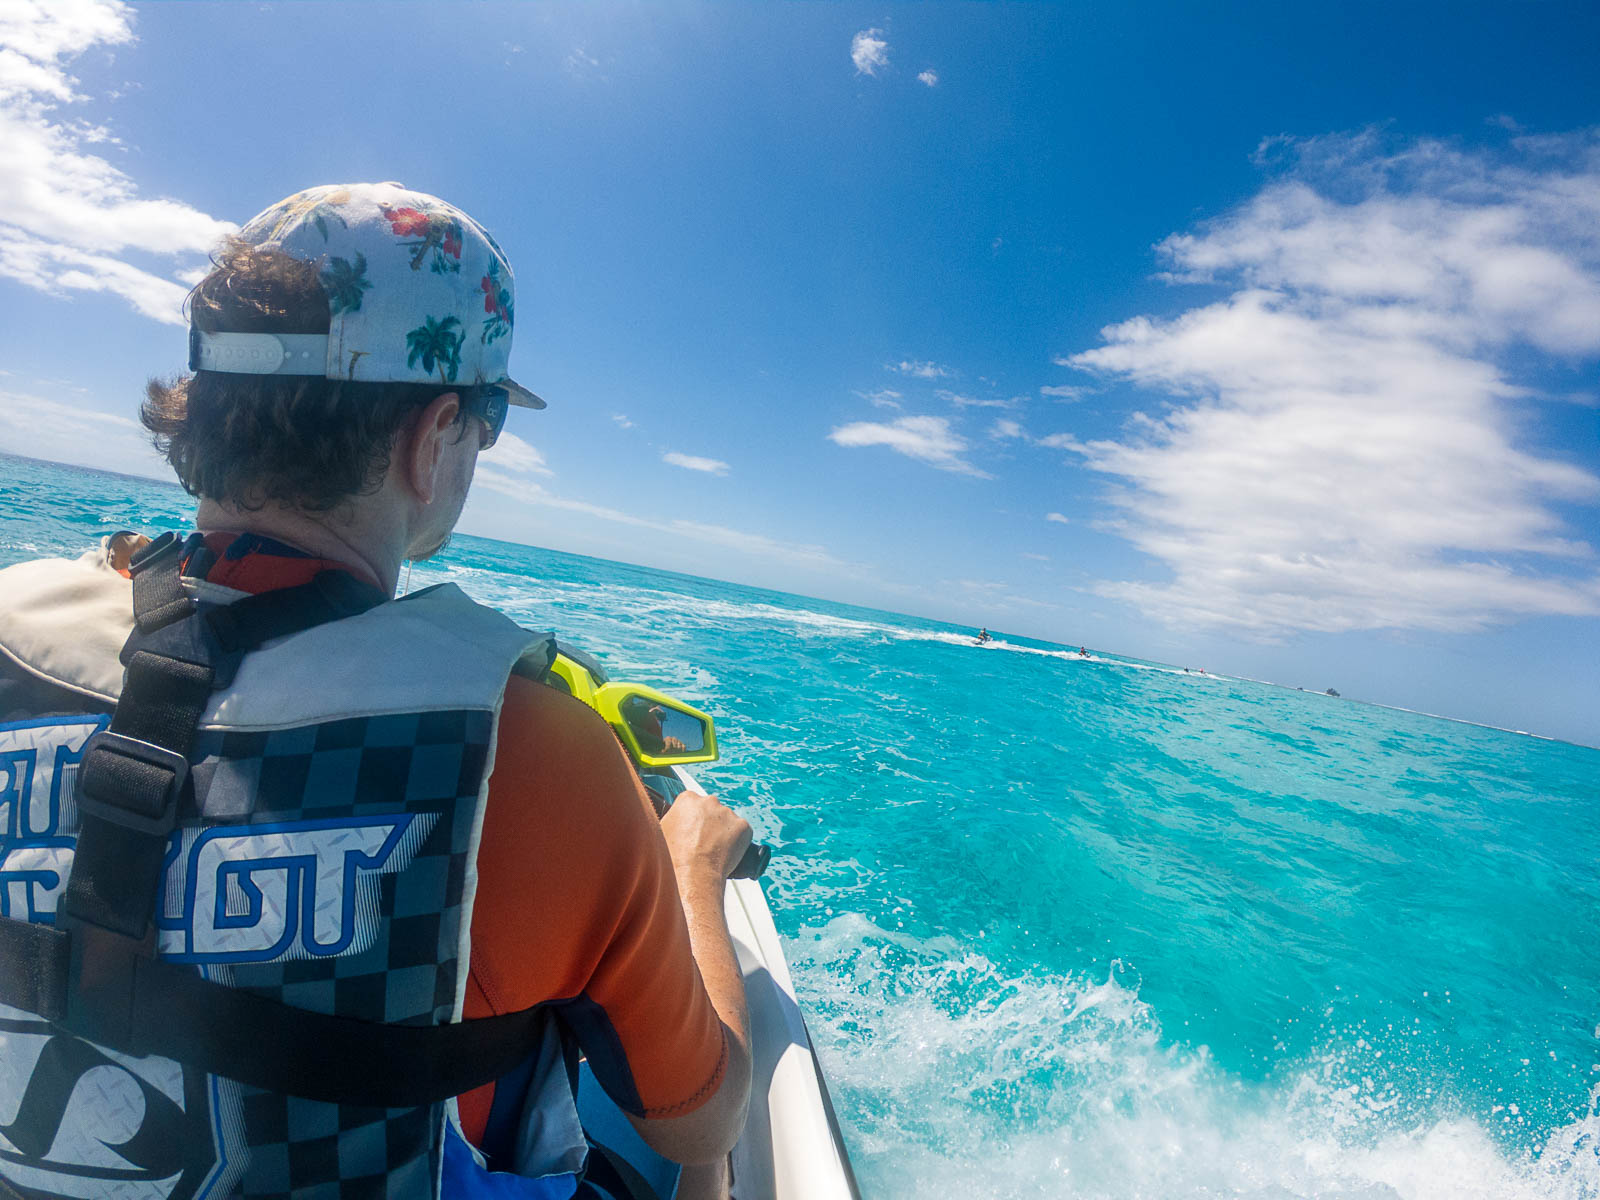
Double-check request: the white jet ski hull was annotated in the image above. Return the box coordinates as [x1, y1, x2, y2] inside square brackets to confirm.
[677, 766, 859, 1200]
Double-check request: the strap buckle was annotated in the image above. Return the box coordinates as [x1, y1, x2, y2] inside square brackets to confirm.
[76, 729, 190, 836]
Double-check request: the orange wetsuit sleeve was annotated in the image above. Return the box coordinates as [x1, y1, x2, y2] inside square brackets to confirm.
[457, 673, 727, 1144]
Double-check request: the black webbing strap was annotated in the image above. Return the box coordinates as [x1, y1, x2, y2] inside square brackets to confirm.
[0, 537, 543, 1108]
[130, 531, 195, 633]
[62, 649, 212, 937]
[126, 948, 546, 1107]
[0, 919, 69, 1021]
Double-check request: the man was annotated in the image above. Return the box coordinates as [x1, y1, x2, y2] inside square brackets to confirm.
[0, 183, 749, 1199]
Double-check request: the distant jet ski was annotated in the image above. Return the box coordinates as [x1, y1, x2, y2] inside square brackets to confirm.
[973, 627, 992, 645]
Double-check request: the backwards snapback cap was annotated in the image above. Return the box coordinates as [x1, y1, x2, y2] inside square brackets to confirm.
[190, 182, 544, 409]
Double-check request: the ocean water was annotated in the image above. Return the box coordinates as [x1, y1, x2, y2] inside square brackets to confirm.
[3, 451, 1598, 1200]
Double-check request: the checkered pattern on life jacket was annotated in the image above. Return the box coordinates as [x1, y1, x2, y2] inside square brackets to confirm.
[183, 710, 493, 1199]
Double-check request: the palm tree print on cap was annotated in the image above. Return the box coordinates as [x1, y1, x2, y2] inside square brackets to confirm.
[480, 258, 513, 344]
[304, 190, 352, 240]
[310, 201, 350, 241]
[321, 253, 371, 315]
[382, 205, 464, 274]
[406, 316, 464, 383]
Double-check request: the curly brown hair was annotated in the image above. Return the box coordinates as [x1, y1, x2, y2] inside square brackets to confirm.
[142, 238, 481, 511]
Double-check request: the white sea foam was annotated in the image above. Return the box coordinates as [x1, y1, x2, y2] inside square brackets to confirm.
[424, 562, 897, 640]
[793, 914, 1600, 1200]
[432, 559, 1230, 683]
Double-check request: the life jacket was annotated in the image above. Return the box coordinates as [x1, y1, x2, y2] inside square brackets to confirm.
[0, 533, 586, 1199]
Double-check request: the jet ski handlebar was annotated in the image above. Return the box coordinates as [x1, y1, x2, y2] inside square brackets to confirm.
[731, 841, 772, 880]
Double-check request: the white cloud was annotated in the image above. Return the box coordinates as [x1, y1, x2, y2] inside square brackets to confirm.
[481, 431, 552, 477]
[474, 431, 555, 522]
[828, 414, 991, 478]
[889, 359, 951, 379]
[948, 578, 1059, 612]
[0, 0, 233, 325]
[854, 387, 903, 409]
[940, 389, 1016, 410]
[0, 385, 166, 477]
[0, 1, 129, 99]
[1040, 384, 1091, 401]
[663, 450, 730, 476]
[471, 472, 844, 570]
[1036, 432, 1085, 452]
[1045, 512, 1071, 525]
[1022, 552, 1050, 562]
[611, 414, 634, 429]
[667, 519, 837, 568]
[918, 69, 938, 88]
[990, 418, 1026, 440]
[1062, 130, 1600, 636]
[851, 28, 888, 76]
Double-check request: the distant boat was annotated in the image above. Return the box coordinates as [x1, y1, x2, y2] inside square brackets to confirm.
[1325, 687, 1341, 697]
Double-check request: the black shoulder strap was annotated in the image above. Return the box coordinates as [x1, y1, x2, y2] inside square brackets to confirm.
[0, 533, 544, 1107]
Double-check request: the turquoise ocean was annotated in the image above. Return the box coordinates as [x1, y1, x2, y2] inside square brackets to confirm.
[3, 452, 1598, 1200]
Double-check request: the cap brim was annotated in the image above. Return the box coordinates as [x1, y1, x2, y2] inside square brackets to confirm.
[502, 379, 546, 410]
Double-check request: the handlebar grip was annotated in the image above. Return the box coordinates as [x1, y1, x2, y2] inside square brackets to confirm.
[730, 842, 772, 880]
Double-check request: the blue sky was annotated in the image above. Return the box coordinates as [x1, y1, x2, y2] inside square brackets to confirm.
[1, 2, 1598, 744]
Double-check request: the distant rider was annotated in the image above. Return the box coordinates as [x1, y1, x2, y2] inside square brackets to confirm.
[0, 184, 748, 1199]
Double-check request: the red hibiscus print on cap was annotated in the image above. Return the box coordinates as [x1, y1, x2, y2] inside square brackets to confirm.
[383, 206, 430, 237]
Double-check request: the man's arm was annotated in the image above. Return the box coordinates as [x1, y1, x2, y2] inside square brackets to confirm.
[626, 790, 753, 1163]
[463, 678, 752, 1162]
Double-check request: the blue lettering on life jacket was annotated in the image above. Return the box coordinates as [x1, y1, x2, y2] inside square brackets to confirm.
[2, 715, 437, 966]
[0, 716, 106, 924]
[157, 814, 436, 964]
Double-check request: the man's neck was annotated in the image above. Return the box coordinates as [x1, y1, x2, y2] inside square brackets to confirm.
[195, 498, 400, 595]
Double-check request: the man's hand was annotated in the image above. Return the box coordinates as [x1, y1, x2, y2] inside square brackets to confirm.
[659, 790, 752, 880]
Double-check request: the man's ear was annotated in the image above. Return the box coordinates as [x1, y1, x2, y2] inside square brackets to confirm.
[398, 392, 462, 505]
